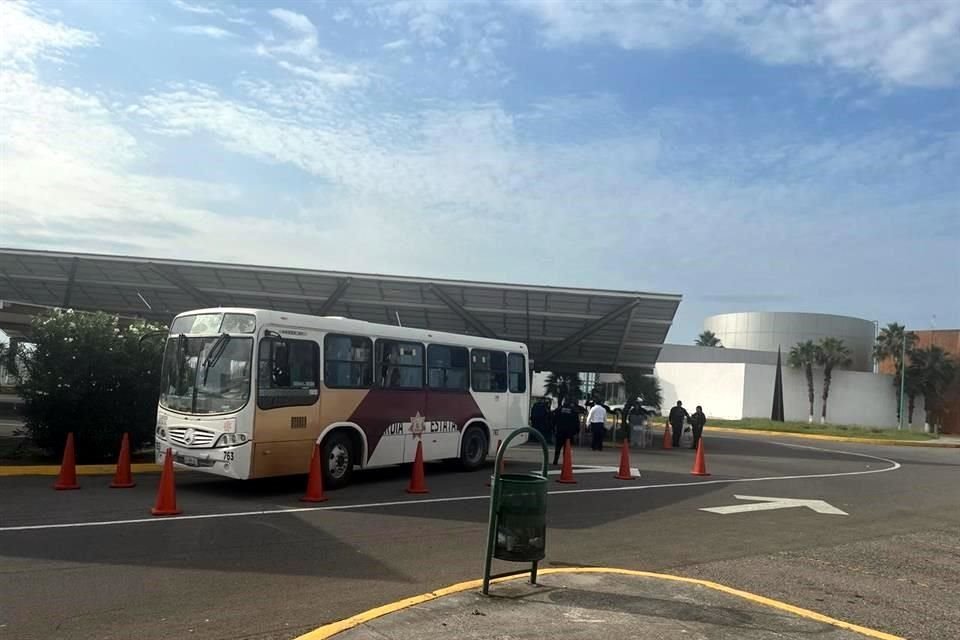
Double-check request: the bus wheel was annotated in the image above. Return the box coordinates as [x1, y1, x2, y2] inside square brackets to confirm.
[322, 432, 354, 489]
[459, 426, 488, 471]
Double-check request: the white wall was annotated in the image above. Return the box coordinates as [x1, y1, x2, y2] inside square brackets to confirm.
[742, 364, 921, 428]
[531, 372, 550, 396]
[656, 361, 922, 429]
[655, 362, 746, 420]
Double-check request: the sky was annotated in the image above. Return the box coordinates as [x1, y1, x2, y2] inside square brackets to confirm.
[1, 0, 958, 343]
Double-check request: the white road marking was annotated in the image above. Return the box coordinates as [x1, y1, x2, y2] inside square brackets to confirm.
[0, 441, 900, 533]
[699, 495, 848, 516]
[545, 465, 641, 476]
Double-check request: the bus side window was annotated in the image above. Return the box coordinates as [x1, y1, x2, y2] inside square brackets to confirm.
[472, 350, 507, 393]
[258, 337, 319, 409]
[324, 334, 373, 388]
[376, 340, 424, 389]
[428, 345, 468, 391]
[508, 353, 526, 393]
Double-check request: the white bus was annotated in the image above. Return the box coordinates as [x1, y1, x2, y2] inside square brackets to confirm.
[155, 308, 530, 486]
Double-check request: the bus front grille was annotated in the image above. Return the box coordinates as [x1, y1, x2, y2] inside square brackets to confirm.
[168, 426, 217, 448]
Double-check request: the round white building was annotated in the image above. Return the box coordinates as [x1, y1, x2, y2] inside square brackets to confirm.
[703, 312, 875, 372]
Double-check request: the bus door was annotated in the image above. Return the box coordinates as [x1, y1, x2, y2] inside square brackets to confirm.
[470, 350, 509, 437]
[425, 344, 470, 459]
[505, 353, 529, 430]
[375, 339, 428, 463]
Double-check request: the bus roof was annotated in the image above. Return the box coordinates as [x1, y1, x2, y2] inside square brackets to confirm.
[177, 308, 528, 352]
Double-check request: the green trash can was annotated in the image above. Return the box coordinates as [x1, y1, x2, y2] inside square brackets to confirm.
[494, 473, 547, 562]
[483, 427, 550, 595]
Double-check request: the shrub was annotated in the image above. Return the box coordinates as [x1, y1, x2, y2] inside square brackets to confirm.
[15, 310, 165, 462]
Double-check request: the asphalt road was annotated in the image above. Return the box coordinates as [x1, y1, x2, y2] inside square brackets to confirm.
[0, 434, 957, 640]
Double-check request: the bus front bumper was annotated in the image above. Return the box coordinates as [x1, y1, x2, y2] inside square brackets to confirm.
[155, 441, 251, 480]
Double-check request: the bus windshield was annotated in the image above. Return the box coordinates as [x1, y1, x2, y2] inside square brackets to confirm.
[159, 335, 253, 414]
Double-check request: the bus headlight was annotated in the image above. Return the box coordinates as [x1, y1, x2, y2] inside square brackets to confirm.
[156, 427, 166, 440]
[216, 433, 244, 447]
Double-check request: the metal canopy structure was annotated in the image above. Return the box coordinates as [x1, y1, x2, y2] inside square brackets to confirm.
[0, 248, 681, 373]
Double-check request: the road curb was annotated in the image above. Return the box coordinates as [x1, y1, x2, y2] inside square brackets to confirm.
[0, 463, 161, 477]
[293, 566, 902, 640]
[706, 426, 960, 447]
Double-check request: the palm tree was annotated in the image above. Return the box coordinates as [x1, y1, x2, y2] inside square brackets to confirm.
[873, 323, 917, 420]
[904, 349, 927, 426]
[695, 331, 723, 347]
[788, 340, 818, 423]
[622, 370, 663, 410]
[816, 337, 852, 424]
[544, 372, 582, 406]
[913, 346, 956, 429]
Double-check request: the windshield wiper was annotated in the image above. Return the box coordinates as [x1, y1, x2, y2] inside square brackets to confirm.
[201, 333, 231, 385]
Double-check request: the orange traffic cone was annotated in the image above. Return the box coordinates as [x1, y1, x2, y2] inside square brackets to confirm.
[485, 439, 503, 487]
[662, 424, 673, 450]
[691, 439, 710, 476]
[110, 433, 136, 488]
[53, 432, 80, 490]
[151, 448, 182, 516]
[406, 439, 429, 494]
[614, 439, 636, 480]
[556, 441, 576, 484]
[301, 444, 329, 503]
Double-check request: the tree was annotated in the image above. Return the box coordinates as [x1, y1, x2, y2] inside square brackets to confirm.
[622, 370, 663, 411]
[904, 350, 925, 426]
[544, 372, 582, 406]
[788, 340, 818, 423]
[617, 370, 663, 440]
[873, 323, 918, 420]
[911, 346, 956, 429]
[816, 337, 852, 424]
[15, 310, 166, 462]
[695, 331, 723, 348]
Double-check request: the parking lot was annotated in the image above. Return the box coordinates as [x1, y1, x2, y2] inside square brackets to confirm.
[1, 433, 958, 640]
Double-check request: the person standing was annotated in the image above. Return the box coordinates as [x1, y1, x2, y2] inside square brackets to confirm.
[552, 399, 579, 465]
[530, 399, 550, 442]
[586, 401, 608, 451]
[668, 400, 689, 448]
[689, 405, 706, 450]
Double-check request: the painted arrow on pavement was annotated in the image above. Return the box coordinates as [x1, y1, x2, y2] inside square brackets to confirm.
[700, 495, 848, 516]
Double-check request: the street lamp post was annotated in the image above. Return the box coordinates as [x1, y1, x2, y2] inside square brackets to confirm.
[898, 335, 906, 431]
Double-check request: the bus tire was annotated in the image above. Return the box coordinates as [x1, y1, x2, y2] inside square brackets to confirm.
[459, 426, 488, 471]
[322, 431, 355, 489]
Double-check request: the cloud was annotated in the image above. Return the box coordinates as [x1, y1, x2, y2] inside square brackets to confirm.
[255, 8, 367, 89]
[170, 0, 252, 26]
[366, 0, 510, 79]
[268, 8, 318, 36]
[264, 7, 320, 59]
[275, 60, 367, 88]
[514, 0, 960, 88]
[173, 25, 235, 39]
[0, 0, 98, 70]
[2, 0, 956, 335]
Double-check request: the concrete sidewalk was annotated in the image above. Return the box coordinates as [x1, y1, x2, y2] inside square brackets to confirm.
[299, 569, 897, 640]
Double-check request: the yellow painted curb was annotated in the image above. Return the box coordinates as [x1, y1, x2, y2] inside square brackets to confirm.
[0, 463, 161, 477]
[706, 426, 958, 447]
[294, 567, 903, 640]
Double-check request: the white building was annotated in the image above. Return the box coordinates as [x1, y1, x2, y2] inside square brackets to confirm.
[704, 312, 876, 372]
[655, 344, 919, 429]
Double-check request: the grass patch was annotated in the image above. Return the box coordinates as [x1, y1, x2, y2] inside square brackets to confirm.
[0, 436, 53, 465]
[649, 417, 936, 441]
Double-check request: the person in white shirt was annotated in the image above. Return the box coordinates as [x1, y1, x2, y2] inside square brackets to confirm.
[586, 401, 608, 451]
